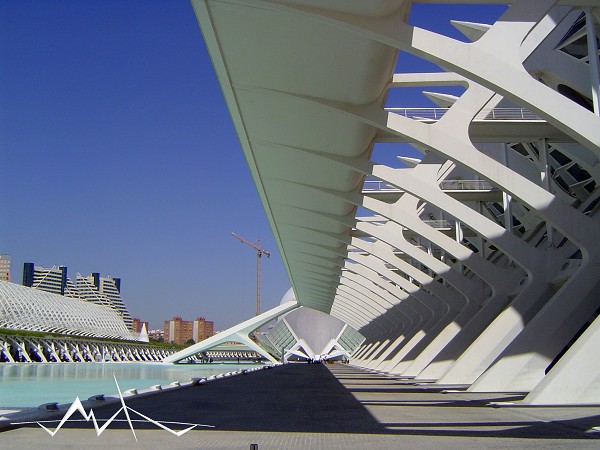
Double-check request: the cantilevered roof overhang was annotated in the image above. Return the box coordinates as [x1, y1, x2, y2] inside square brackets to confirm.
[192, 0, 405, 314]
[186, 0, 600, 407]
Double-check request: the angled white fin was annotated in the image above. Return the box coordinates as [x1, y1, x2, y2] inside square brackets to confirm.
[451, 20, 492, 42]
[423, 91, 459, 108]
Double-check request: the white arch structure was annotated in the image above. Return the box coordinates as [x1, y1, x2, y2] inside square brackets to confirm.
[0, 282, 139, 342]
[174, 0, 600, 405]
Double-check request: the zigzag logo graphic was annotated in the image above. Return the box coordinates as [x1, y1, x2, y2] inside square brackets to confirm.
[12, 374, 214, 441]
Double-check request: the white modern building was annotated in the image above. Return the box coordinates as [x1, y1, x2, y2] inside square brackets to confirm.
[22, 263, 134, 331]
[22, 263, 67, 295]
[76, 273, 134, 330]
[0, 281, 139, 341]
[168, 1, 600, 406]
[257, 289, 364, 362]
[266, 308, 365, 363]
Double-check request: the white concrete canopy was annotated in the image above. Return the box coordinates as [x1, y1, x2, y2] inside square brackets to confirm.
[188, 0, 600, 405]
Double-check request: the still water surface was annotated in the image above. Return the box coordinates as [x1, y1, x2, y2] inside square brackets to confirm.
[0, 362, 262, 408]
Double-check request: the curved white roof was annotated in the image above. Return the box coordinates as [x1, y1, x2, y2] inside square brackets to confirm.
[193, 0, 401, 315]
[0, 281, 135, 341]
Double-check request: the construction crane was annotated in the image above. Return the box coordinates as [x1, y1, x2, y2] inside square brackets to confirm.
[231, 232, 271, 316]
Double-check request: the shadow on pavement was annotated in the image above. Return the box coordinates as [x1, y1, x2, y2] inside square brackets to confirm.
[11, 364, 600, 441]
[15, 364, 384, 434]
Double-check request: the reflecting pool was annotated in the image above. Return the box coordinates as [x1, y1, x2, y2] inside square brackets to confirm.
[0, 362, 262, 408]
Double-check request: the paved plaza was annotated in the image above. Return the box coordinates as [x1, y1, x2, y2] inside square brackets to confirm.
[2, 363, 600, 449]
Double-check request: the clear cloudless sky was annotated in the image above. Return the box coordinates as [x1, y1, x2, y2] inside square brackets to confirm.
[0, 1, 506, 330]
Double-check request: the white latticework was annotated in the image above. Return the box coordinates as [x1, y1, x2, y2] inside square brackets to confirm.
[0, 281, 135, 341]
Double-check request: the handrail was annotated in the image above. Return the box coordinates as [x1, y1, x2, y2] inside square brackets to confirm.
[362, 179, 495, 191]
[355, 218, 454, 228]
[421, 219, 454, 228]
[362, 180, 400, 191]
[438, 180, 494, 190]
[385, 107, 543, 121]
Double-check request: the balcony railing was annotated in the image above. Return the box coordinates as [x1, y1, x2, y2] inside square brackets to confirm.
[421, 219, 454, 228]
[362, 180, 400, 191]
[438, 180, 494, 190]
[356, 218, 454, 228]
[385, 107, 543, 121]
[363, 179, 494, 192]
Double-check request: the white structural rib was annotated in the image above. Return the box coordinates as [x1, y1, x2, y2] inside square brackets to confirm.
[189, 0, 600, 405]
[163, 301, 298, 364]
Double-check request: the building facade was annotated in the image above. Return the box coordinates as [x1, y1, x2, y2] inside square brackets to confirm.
[148, 329, 165, 341]
[76, 273, 133, 330]
[22, 263, 67, 295]
[22, 263, 134, 331]
[164, 316, 214, 345]
[0, 255, 11, 282]
[192, 317, 214, 343]
[132, 318, 149, 334]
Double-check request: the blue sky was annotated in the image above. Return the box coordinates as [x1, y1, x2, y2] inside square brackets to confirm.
[1, 1, 506, 330]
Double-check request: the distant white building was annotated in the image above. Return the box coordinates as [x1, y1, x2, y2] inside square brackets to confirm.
[148, 329, 164, 341]
[76, 273, 133, 331]
[264, 290, 365, 362]
[22, 263, 134, 331]
[22, 263, 67, 295]
[0, 281, 139, 341]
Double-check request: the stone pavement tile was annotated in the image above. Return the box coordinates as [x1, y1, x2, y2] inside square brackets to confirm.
[5, 427, 600, 450]
[329, 364, 600, 442]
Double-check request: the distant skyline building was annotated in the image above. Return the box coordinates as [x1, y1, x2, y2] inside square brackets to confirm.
[75, 273, 133, 330]
[0, 255, 11, 282]
[164, 316, 190, 345]
[132, 318, 149, 334]
[22, 262, 134, 331]
[164, 316, 214, 345]
[193, 316, 214, 343]
[148, 329, 164, 341]
[22, 263, 67, 295]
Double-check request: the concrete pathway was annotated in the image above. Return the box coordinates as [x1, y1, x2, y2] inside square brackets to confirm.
[2, 363, 599, 449]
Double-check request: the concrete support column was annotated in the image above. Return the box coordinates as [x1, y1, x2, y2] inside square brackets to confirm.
[524, 311, 600, 404]
[455, 220, 464, 274]
[538, 138, 554, 246]
[469, 265, 600, 393]
[586, 8, 600, 116]
[502, 145, 513, 234]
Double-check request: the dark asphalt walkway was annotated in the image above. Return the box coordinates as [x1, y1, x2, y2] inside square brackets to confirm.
[47, 363, 383, 434]
[3, 363, 600, 449]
